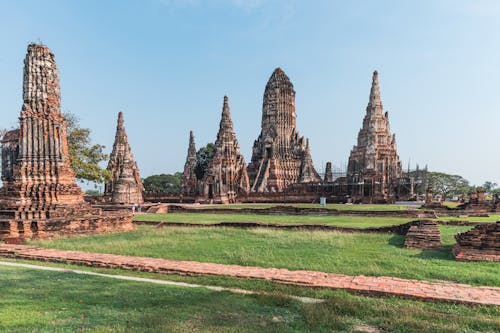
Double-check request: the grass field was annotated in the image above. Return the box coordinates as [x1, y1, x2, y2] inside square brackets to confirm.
[29, 225, 500, 287]
[135, 212, 500, 226]
[1, 265, 498, 333]
[202, 203, 412, 211]
[134, 213, 414, 227]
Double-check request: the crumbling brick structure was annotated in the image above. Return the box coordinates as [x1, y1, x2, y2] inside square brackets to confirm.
[105, 112, 144, 205]
[0, 43, 134, 240]
[247, 68, 321, 193]
[199, 96, 250, 203]
[452, 222, 499, 262]
[404, 220, 442, 249]
[345, 71, 404, 203]
[324, 162, 333, 183]
[180, 130, 199, 197]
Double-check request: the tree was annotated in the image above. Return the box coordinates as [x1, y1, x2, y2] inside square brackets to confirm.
[64, 112, 110, 184]
[195, 143, 215, 180]
[426, 172, 473, 199]
[143, 173, 182, 193]
[481, 181, 498, 193]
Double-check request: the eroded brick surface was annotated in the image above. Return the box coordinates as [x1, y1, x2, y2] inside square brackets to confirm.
[453, 222, 500, 262]
[404, 220, 442, 249]
[0, 43, 133, 240]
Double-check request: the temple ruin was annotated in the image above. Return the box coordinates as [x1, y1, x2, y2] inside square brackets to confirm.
[0, 43, 134, 240]
[180, 130, 199, 197]
[247, 68, 321, 192]
[324, 162, 333, 183]
[345, 71, 403, 203]
[105, 112, 144, 205]
[453, 222, 499, 262]
[199, 96, 250, 203]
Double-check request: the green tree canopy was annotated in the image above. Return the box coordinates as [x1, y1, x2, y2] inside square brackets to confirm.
[426, 171, 474, 198]
[481, 181, 498, 193]
[143, 173, 182, 193]
[195, 143, 215, 180]
[64, 112, 110, 184]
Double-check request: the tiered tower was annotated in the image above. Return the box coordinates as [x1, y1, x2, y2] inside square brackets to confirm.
[105, 112, 144, 205]
[247, 68, 320, 192]
[347, 71, 402, 203]
[0, 44, 88, 216]
[180, 130, 199, 197]
[0, 44, 134, 239]
[201, 96, 249, 203]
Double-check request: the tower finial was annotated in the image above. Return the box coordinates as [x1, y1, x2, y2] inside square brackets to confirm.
[368, 70, 382, 110]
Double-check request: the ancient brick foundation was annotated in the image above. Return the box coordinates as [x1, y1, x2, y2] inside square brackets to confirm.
[404, 220, 442, 249]
[0, 211, 135, 241]
[165, 204, 437, 218]
[452, 222, 500, 262]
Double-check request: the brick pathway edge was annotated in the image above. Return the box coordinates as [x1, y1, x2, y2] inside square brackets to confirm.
[0, 244, 498, 306]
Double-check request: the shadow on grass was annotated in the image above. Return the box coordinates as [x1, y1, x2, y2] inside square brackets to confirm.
[414, 246, 455, 261]
[388, 235, 455, 261]
[388, 235, 405, 248]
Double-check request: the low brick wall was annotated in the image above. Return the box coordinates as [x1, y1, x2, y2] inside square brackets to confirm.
[0, 211, 135, 241]
[166, 205, 437, 218]
[136, 220, 420, 235]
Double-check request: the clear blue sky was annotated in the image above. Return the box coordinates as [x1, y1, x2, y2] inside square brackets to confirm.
[1, 0, 499, 186]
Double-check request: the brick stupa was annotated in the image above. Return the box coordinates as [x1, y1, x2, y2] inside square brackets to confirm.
[247, 68, 321, 192]
[199, 96, 250, 203]
[180, 130, 199, 197]
[346, 71, 403, 203]
[0, 44, 134, 240]
[104, 112, 144, 205]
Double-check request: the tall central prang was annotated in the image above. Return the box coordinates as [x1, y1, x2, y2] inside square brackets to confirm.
[247, 68, 320, 192]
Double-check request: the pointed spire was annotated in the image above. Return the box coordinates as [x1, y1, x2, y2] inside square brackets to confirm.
[113, 111, 128, 145]
[221, 95, 232, 126]
[216, 95, 236, 146]
[187, 130, 197, 160]
[368, 70, 383, 110]
[117, 111, 124, 129]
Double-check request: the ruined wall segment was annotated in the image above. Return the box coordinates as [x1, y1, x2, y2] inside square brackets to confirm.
[247, 68, 321, 192]
[105, 112, 144, 205]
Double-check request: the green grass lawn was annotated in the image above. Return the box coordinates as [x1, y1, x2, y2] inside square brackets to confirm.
[30, 225, 500, 287]
[1, 265, 498, 333]
[192, 203, 412, 211]
[134, 213, 414, 227]
[437, 214, 500, 222]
